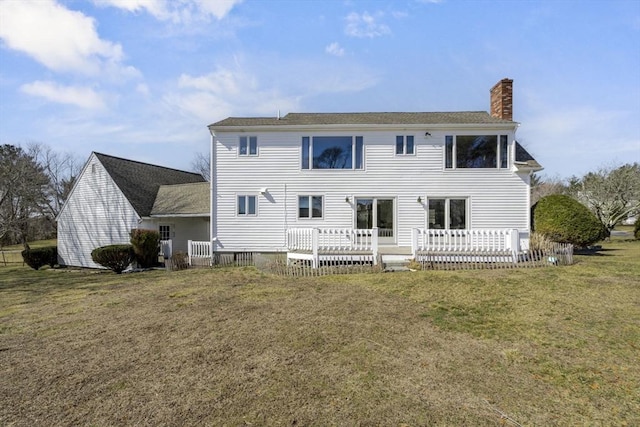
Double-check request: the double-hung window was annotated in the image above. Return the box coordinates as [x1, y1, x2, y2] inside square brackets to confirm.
[445, 135, 509, 169]
[395, 136, 414, 155]
[302, 136, 364, 170]
[298, 195, 323, 219]
[428, 198, 467, 229]
[239, 136, 257, 156]
[237, 195, 257, 216]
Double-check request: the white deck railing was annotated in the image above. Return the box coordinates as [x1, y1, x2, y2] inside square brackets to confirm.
[286, 228, 379, 267]
[412, 228, 520, 258]
[188, 239, 212, 266]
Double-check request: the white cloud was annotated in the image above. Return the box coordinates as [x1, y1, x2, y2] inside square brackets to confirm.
[325, 42, 345, 57]
[345, 11, 391, 38]
[0, 0, 138, 79]
[168, 67, 299, 122]
[94, 0, 243, 23]
[20, 81, 106, 110]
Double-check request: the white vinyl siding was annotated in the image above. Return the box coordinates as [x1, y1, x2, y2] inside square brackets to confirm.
[212, 128, 527, 252]
[57, 154, 140, 268]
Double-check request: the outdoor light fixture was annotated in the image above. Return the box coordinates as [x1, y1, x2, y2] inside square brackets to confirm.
[345, 196, 350, 203]
[417, 196, 422, 203]
[259, 187, 268, 195]
[424, 132, 431, 137]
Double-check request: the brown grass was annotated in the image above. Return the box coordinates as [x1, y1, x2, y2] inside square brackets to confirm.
[1, 240, 639, 426]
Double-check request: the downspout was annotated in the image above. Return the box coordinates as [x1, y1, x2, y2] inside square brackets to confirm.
[209, 127, 216, 263]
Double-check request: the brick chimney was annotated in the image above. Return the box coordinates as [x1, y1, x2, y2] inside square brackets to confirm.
[490, 78, 513, 121]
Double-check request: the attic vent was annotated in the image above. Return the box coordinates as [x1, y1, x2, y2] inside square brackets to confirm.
[91, 164, 96, 174]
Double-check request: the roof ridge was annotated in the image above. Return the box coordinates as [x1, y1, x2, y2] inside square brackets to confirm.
[93, 152, 202, 176]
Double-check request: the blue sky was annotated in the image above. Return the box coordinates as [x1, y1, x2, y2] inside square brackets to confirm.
[1, 0, 639, 179]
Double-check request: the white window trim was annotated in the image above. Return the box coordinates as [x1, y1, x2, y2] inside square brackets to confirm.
[237, 194, 258, 216]
[238, 136, 258, 157]
[444, 135, 509, 170]
[159, 224, 173, 240]
[395, 135, 416, 156]
[297, 195, 324, 219]
[426, 197, 470, 229]
[301, 136, 365, 171]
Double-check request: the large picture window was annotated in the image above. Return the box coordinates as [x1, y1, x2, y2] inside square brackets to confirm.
[302, 136, 363, 170]
[428, 198, 467, 229]
[298, 196, 323, 219]
[445, 135, 509, 169]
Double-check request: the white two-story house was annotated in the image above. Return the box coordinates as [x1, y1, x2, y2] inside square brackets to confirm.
[208, 79, 542, 262]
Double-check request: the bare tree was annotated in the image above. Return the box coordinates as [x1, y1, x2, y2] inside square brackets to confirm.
[567, 163, 640, 234]
[191, 151, 210, 181]
[27, 142, 81, 219]
[530, 173, 566, 206]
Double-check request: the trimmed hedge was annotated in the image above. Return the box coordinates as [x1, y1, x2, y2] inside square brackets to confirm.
[91, 244, 134, 274]
[21, 246, 57, 270]
[532, 195, 605, 247]
[130, 229, 160, 268]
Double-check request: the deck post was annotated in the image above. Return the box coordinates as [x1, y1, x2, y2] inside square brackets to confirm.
[411, 228, 418, 259]
[187, 240, 193, 266]
[312, 228, 319, 268]
[509, 229, 519, 264]
[371, 227, 379, 265]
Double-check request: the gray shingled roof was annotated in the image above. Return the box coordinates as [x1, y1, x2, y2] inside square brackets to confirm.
[515, 142, 542, 170]
[210, 111, 513, 127]
[151, 182, 209, 216]
[95, 153, 206, 217]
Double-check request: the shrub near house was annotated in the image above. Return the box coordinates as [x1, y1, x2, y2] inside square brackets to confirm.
[532, 194, 605, 247]
[130, 229, 160, 268]
[91, 245, 134, 274]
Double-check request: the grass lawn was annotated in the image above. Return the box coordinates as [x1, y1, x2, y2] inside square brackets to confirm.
[1, 240, 638, 425]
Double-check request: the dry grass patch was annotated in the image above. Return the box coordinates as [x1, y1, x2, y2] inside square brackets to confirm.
[1, 241, 639, 426]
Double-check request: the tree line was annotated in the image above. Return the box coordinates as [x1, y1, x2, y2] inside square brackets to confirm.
[532, 163, 640, 236]
[1, 143, 81, 247]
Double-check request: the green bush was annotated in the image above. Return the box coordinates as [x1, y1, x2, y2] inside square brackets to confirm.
[91, 244, 134, 274]
[634, 217, 640, 240]
[130, 229, 160, 268]
[532, 195, 605, 247]
[21, 246, 57, 270]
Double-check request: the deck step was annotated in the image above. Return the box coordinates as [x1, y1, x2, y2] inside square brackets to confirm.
[381, 253, 414, 272]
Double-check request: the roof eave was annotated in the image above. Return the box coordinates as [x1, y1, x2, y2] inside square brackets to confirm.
[209, 122, 519, 133]
[514, 161, 544, 172]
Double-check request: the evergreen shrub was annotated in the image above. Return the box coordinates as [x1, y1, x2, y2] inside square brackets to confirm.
[130, 229, 160, 268]
[91, 244, 134, 274]
[532, 195, 605, 247]
[21, 246, 57, 270]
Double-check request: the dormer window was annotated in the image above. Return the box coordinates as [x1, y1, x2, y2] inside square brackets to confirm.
[445, 135, 509, 169]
